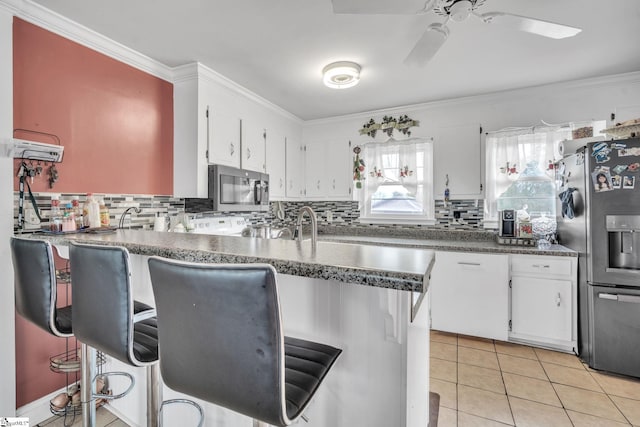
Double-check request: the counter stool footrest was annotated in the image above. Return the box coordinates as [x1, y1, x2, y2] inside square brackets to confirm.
[160, 398, 204, 427]
[93, 371, 135, 400]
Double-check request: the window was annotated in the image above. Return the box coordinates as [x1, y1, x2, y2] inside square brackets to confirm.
[484, 121, 605, 226]
[358, 138, 434, 222]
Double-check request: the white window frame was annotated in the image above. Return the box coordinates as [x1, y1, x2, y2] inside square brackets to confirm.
[356, 137, 434, 224]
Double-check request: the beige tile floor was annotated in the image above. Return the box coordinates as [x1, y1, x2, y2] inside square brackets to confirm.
[431, 330, 640, 427]
[36, 407, 128, 427]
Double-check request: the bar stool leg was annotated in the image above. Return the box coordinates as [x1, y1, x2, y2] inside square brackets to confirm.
[147, 363, 162, 427]
[81, 343, 97, 427]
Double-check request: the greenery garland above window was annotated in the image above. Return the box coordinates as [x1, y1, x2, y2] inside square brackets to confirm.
[359, 115, 420, 138]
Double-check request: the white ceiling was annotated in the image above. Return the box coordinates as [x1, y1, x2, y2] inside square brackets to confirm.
[30, 0, 640, 121]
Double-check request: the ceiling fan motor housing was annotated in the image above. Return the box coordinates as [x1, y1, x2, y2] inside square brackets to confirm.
[435, 0, 486, 20]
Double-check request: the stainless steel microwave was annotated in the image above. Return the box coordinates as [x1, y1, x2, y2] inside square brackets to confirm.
[208, 164, 269, 212]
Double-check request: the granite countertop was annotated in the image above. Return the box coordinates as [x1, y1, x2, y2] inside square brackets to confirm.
[316, 235, 576, 256]
[29, 230, 434, 292]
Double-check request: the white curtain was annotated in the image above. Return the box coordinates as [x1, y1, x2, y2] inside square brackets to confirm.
[364, 141, 419, 194]
[360, 138, 433, 220]
[485, 126, 570, 221]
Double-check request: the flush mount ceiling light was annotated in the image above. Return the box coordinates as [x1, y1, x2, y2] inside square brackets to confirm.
[322, 61, 361, 89]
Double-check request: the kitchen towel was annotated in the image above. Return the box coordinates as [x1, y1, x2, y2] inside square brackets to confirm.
[559, 187, 577, 219]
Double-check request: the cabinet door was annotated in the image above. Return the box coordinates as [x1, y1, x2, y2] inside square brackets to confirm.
[511, 277, 572, 342]
[241, 119, 266, 173]
[266, 130, 286, 199]
[304, 140, 353, 200]
[304, 142, 325, 198]
[430, 251, 509, 340]
[286, 137, 304, 198]
[325, 139, 353, 199]
[209, 109, 240, 168]
[433, 123, 482, 199]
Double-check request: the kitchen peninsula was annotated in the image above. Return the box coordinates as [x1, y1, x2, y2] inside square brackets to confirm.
[34, 229, 435, 427]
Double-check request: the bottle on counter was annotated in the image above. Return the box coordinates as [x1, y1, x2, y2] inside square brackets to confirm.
[99, 198, 110, 227]
[49, 195, 62, 232]
[83, 193, 101, 228]
[61, 203, 76, 232]
[71, 196, 84, 229]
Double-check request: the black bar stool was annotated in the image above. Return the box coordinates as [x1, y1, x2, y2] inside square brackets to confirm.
[69, 242, 203, 427]
[147, 258, 342, 427]
[11, 237, 72, 339]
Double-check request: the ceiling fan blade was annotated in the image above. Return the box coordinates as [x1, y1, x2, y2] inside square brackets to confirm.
[332, 0, 435, 15]
[480, 12, 582, 39]
[404, 23, 449, 67]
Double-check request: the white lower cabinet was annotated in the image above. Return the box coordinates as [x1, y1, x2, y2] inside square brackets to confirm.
[509, 255, 577, 352]
[430, 251, 509, 341]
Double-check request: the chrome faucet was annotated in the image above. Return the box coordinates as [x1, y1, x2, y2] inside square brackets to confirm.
[295, 206, 318, 247]
[118, 206, 142, 229]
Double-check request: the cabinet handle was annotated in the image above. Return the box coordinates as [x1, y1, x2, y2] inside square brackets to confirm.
[246, 148, 251, 159]
[279, 178, 283, 189]
[532, 264, 551, 269]
[555, 292, 562, 307]
[317, 180, 320, 190]
[457, 262, 481, 266]
[229, 142, 235, 156]
[332, 178, 336, 189]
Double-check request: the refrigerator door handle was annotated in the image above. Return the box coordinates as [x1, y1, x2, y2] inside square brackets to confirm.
[598, 293, 640, 304]
[598, 293, 618, 301]
[619, 294, 640, 304]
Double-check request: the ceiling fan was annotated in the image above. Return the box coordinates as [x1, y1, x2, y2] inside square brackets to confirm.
[331, 0, 582, 66]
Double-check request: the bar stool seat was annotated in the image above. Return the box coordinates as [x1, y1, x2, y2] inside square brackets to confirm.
[148, 258, 342, 427]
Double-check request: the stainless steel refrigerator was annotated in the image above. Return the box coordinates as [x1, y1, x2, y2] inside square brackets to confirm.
[556, 137, 640, 378]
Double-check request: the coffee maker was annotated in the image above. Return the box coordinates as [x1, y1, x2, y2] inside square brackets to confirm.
[498, 210, 516, 237]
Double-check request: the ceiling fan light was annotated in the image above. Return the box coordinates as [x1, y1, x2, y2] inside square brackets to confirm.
[449, 0, 472, 22]
[322, 61, 361, 89]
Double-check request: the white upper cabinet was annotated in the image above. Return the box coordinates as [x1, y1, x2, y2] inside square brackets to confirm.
[266, 129, 286, 200]
[241, 119, 266, 173]
[173, 63, 303, 198]
[433, 123, 483, 199]
[304, 142, 325, 198]
[302, 139, 352, 200]
[208, 107, 241, 168]
[286, 137, 305, 198]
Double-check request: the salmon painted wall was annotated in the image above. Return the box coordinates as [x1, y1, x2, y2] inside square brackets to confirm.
[13, 17, 173, 195]
[12, 18, 173, 408]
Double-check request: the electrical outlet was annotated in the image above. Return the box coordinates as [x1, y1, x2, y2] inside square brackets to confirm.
[23, 207, 41, 230]
[325, 210, 333, 223]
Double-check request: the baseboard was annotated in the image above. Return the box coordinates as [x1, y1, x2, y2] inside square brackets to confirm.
[16, 385, 72, 425]
[102, 404, 139, 427]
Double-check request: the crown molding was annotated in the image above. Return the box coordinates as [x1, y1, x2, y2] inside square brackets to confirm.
[3, 0, 174, 81]
[195, 62, 303, 124]
[306, 71, 640, 126]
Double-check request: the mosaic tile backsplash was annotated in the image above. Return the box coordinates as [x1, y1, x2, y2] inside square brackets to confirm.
[14, 193, 485, 233]
[13, 192, 184, 232]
